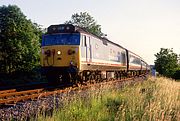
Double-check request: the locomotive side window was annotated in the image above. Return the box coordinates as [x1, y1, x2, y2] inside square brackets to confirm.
[81, 35, 87, 47]
[88, 36, 91, 45]
[86, 36, 90, 47]
[82, 35, 87, 47]
[81, 35, 84, 46]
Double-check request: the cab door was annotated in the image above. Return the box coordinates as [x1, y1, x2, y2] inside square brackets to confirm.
[86, 36, 92, 62]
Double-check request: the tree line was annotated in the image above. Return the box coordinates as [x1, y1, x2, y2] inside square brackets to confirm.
[0, 5, 42, 78]
[154, 48, 180, 80]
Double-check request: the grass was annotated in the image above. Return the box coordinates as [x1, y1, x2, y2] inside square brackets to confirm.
[36, 76, 180, 121]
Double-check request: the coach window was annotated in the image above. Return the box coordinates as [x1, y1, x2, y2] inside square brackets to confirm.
[117, 52, 121, 62]
[138, 59, 141, 65]
[121, 52, 126, 63]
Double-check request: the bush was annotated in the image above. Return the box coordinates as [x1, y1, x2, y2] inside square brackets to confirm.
[173, 70, 180, 80]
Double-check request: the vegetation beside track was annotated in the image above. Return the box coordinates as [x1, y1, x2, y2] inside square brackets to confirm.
[37, 76, 180, 121]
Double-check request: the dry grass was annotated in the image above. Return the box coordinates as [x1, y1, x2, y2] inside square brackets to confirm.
[36, 76, 180, 121]
[115, 77, 180, 121]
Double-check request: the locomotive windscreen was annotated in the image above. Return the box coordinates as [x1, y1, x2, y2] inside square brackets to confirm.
[42, 33, 80, 46]
[47, 24, 75, 34]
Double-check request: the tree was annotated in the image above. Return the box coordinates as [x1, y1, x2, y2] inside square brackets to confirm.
[154, 48, 179, 77]
[0, 5, 42, 74]
[65, 12, 104, 37]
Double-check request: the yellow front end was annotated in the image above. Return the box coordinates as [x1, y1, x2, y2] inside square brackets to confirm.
[40, 45, 80, 68]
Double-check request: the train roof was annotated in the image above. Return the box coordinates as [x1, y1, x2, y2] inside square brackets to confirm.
[47, 24, 126, 49]
[47, 24, 147, 63]
[75, 26, 127, 50]
[76, 26, 144, 60]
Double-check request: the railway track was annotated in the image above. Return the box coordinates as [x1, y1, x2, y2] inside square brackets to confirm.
[0, 89, 43, 104]
[0, 74, 148, 106]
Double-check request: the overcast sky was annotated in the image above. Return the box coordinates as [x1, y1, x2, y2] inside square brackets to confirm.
[1, 0, 180, 64]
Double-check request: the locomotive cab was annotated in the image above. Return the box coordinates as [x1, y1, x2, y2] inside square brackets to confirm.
[41, 24, 81, 84]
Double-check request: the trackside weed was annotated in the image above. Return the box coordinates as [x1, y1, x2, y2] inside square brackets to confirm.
[36, 77, 180, 121]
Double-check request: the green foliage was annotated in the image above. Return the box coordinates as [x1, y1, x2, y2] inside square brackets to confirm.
[65, 12, 104, 37]
[36, 77, 180, 121]
[0, 5, 42, 74]
[154, 48, 179, 78]
[173, 70, 180, 80]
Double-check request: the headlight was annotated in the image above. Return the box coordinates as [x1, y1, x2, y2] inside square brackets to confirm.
[57, 50, 61, 55]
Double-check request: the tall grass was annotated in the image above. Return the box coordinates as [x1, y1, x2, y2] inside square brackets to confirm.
[37, 77, 180, 121]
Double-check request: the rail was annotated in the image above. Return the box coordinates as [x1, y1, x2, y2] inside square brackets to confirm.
[0, 89, 16, 94]
[0, 89, 43, 104]
[0, 74, 148, 105]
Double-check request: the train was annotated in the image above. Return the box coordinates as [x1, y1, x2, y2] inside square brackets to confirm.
[40, 24, 150, 84]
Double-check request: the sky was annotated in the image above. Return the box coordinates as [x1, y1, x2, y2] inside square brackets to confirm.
[1, 0, 180, 65]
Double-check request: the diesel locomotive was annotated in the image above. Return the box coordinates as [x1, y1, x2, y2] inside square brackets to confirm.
[40, 24, 150, 84]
